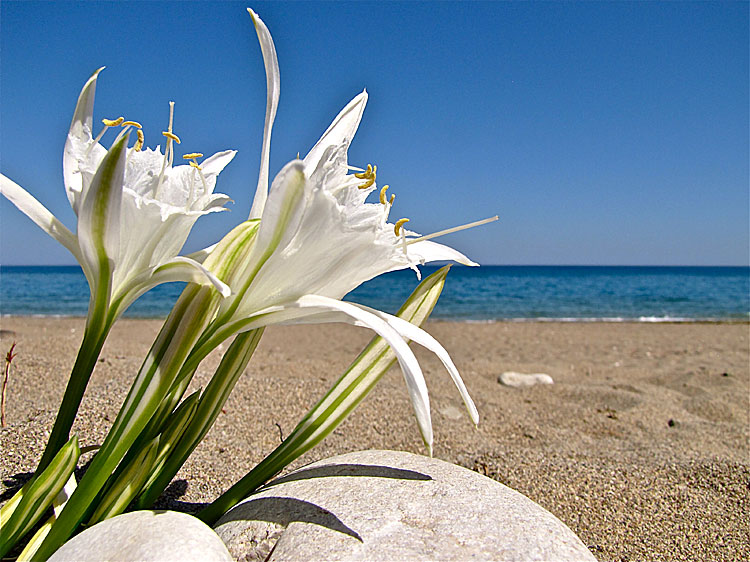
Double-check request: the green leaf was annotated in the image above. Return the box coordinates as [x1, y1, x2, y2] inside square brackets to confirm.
[87, 435, 160, 525]
[76, 133, 128, 304]
[34, 285, 218, 561]
[135, 328, 264, 509]
[0, 435, 80, 558]
[16, 473, 77, 562]
[136, 390, 202, 499]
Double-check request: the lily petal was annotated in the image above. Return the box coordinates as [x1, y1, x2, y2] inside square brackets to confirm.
[77, 134, 128, 287]
[184, 243, 219, 264]
[357, 304, 479, 425]
[398, 239, 479, 268]
[68, 67, 103, 141]
[64, 67, 104, 214]
[303, 91, 368, 175]
[201, 150, 238, 180]
[110, 256, 231, 320]
[229, 160, 307, 305]
[254, 160, 307, 254]
[247, 8, 280, 220]
[151, 257, 231, 298]
[0, 174, 81, 261]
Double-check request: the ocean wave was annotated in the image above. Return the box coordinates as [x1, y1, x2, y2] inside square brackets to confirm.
[432, 316, 748, 323]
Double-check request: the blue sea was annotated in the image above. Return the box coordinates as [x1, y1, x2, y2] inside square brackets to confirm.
[0, 265, 747, 322]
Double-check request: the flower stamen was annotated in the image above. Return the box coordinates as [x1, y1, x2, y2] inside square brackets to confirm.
[102, 117, 124, 127]
[185, 154, 209, 205]
[405, 216, 499, 246]
[134, 129, 145, 152]
[121, 121, 142, 128]
[353, 164, 372, 179]
[355, 164, 377, 189]
[379, 185, 390, 205]
[162, 131, 182, 144]
[91, 116, 124, 147]
[394, 217, 410, 237]
[155, 101, 177, 197]
[111, 123, 132, 146]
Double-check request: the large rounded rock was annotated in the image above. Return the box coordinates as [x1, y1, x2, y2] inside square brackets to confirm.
[48, 510, 232, 562]
[214, 450, 595, 561]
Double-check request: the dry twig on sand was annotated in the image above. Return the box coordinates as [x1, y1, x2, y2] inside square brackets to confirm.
[2, 342, 17, 427]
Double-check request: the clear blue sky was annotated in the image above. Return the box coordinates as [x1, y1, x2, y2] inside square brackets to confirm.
[1, 1, 747, 266]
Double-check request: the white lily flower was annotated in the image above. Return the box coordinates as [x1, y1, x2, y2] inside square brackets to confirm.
[194, 9, 494, 452]
[1, 69, 233, 319]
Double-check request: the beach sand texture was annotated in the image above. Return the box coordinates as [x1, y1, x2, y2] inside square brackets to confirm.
[1, 318, 748, 561]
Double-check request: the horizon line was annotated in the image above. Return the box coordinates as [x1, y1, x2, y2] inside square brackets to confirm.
[1, 263, 748, 269]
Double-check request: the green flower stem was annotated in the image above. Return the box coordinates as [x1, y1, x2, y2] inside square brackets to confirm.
[144, 314, 256, 426]
[136, 391, 201, 495]
[101, 388, 200, 504]
[198, 266, 450, 526]
[143, 363, 200, 440]
[34, 285, 217, 561]
[118, 364, 197, 464]
[37, 294, 112, 473]
[135, 328, 264, 509]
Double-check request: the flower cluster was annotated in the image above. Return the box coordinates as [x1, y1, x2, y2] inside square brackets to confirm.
[0, 7, 495, 560]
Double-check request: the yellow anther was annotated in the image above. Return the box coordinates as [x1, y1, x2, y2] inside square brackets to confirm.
[182, 152, 204, 159]
[389, 194, 395, 205]
[134, 129, 145, 152]
[189, 161, 203, 170]
[102, 117, 124, 127]
[394, 218, 410, 236]
[121, 120, 142, 128]
[379, 185, 390, 205]
[162, 131, 181, 144]
[358, 165, 377, 189]
[354, 164, 373, 179]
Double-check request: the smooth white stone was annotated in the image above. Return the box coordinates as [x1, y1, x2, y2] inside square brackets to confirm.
[214, 450, 595, 561]
[438, 404, 463, 420]
[498, 371, 555, 387]
[48, 510, 232, 562]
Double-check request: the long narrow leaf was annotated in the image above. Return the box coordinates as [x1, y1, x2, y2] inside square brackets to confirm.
[88, 435, 160, 525]
[34, 285, 218, 561]
[0, 436, 80, 557]
[16, 473, 77, 562]
[135, 328, 264, 509]
[136, 390, 202, 498]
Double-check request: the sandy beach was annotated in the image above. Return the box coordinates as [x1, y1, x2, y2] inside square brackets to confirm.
[1, 317, 748, 561]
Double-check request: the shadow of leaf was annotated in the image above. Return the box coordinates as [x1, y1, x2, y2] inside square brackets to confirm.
[264, 463, 432, 489]
[1, 471, 33, 501]
[220, 496, 362, 542]
[151, 480, 208, 514]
